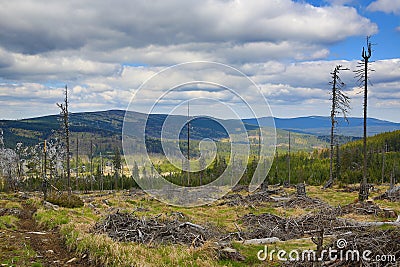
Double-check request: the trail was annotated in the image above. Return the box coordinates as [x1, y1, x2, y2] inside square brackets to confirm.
[15, 203, 93, 267]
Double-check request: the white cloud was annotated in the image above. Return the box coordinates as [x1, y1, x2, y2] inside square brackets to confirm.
[0, 0, 377, 68]
[1, 0, 398, 121]
[367, 0, 400, 14]
[1, 58, 400, 121]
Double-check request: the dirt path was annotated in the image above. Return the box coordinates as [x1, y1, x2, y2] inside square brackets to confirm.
[18, 203, 94, 267]
[1, 201, 94, 267]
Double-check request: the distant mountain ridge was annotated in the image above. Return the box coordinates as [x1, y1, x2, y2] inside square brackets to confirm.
[243, 116, 400, 137]
[1, 110, 399, 149]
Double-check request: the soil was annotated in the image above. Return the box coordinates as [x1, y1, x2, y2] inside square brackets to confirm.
[0, 202, 94, 267]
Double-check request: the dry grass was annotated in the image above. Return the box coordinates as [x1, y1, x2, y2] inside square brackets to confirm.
[61, 223, 219, 267]
[0, 199, 23, 209]
[31, 186, 400, 266]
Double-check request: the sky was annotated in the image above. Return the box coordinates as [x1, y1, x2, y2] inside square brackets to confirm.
[0, 0, 399, 122]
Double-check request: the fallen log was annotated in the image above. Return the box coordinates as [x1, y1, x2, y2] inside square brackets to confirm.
[179, 222, 205, 230]
[242, 237, 280, 245]
[356, 215, 400, 227]
[27, 231, 47, 235]
[270, 196, 290, 201]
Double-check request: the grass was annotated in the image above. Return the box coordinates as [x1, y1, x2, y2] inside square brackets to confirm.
[0, 246, 39, 267]
[60, 224, 219, 267]
[26, 186, 400, 266]
[46, 193, 84, 208]
[306, 186, 358, 206]
[0, 200, 23, 209]
[35, 208, 70, 229]
[0, 208, 41, 267]
[0, 215, 19, 230]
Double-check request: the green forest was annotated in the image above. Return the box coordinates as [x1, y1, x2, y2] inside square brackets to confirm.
[4, 129, 399, 192]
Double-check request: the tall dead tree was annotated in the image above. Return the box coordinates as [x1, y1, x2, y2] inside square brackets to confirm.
[381, 143, 387, 184]
[57, 85, 71, 195]
[324, 65, 350, 189]
[0, 129, 4, 149]
[90, 140, 94, 191]
[187, 101, 190, 186]
[76, 137, 79, 190]
[355, 37, 373, 201]
[288, 131, 291, 186]
[113, 147, 121, 190]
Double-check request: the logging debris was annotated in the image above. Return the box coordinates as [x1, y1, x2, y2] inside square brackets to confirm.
[279, 196, 331, 209]
[220, 191, 280, 206]
[375, 186, 400, 202]
[240, 211, 356, 241]
[93, 211, 216, 247]
[340, 201, 384, 216]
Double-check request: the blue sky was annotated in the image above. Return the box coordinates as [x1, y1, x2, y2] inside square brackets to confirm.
[0, 0, 399, 122]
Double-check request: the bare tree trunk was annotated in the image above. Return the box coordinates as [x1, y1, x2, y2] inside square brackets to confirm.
[359, 39, 371, 202]
[328, 70, 337, 188]
[288, 131, 291, 186]
[187, 101, 190, 186]
[90, 139, 93, 191]
[335, 142, 340, 181]
[65, 87, 71, 195]
[325, 65, 349, 189]
[43, 140, 48, 200]
[57, 85, 71, 195]
[76, 137, 79, 191]
[381, 144, 386, 184]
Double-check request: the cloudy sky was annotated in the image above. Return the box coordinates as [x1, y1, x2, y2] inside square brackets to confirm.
[0, 0, 399, 122]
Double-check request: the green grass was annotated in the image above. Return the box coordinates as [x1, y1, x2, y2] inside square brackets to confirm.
[46, 193, 84, 208]
[0, 231, 40, 267]
[306, 186, 358, 206]
[0, 215, 19, 230]
[60, 224, 219, 267]
[25, 187, 400, 266]
[2, 200, 23, 209]
[34, 209, 70, 229]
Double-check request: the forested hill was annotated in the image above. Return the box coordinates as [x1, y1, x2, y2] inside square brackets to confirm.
[0, 110, 257, 149]
[336, 130, 400, 184]
[244, 116, 400, 136]
[341, 130, 400, 153]
[1, 110, 399, 154]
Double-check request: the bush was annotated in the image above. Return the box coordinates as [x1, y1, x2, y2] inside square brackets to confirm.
[46, 193, 84, 208]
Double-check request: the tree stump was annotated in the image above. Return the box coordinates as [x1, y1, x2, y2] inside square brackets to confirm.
[358, 183, 369, 201]
[296, 183, 307, 197]
[383, 208, 397, 219]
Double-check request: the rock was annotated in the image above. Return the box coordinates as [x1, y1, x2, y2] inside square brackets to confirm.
[43, 201, 59, 210]
[219, 247, 245, 261]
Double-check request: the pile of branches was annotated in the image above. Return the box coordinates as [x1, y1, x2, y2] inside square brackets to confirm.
[340, 201, 383, 216]
[93, 211, 215, 247]
[375, 186, 400, 202]
[282, 228, 400, 267]
[279, 196, 331, 209]
[339, 185, 360, 193]
[240, 210, 355, 241]
[324, 228, 400, 266]
[221, 191, 277, 207]
[0, 207, 21, 217]
[231, 184, 248, 192]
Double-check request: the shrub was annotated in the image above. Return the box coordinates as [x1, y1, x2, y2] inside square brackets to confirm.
[46, 193, 84, 208]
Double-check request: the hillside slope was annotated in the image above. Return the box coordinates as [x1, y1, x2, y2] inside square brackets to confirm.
[244, 116, 400, 136]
